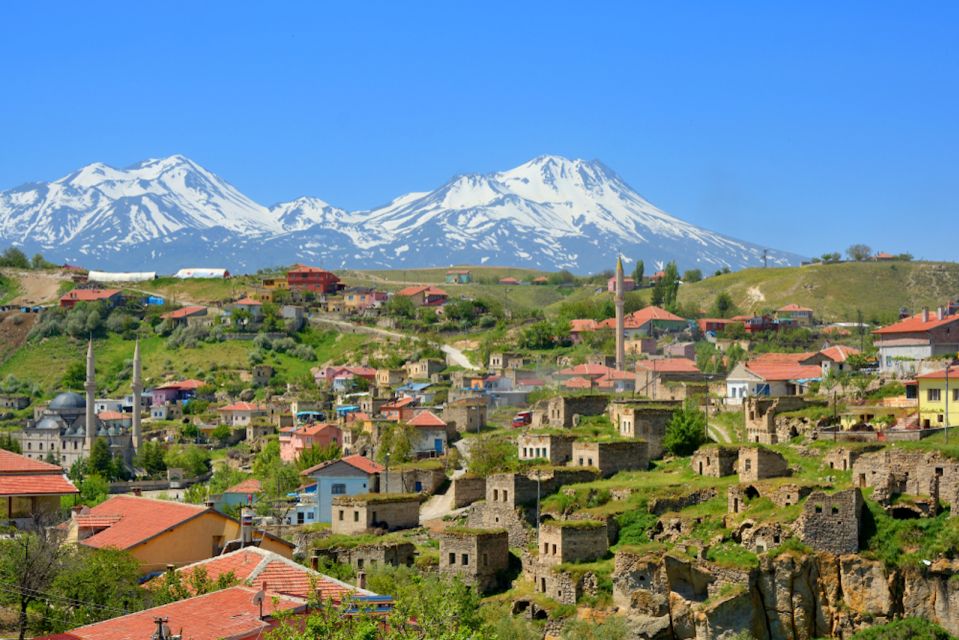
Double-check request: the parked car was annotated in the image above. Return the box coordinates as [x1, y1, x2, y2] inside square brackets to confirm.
[511, 411, 532, 428]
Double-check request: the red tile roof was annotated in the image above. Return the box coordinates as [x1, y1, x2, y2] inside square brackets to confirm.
[0, 449, 63, 473]
[234, 297, 262, 306]
[917, 366, 959, 380]
[382, 397, 416, 410]
[218, 401, 266, 412]
[38, 586, 304, 640]
[97, 410, 125, 421]
[636, 358, 700, 373]
[874, 311, 959, 335]
[499, 277, 521, 285]
[0, 474, 78, 496]
[408, 410, 447, 428]
[288, 265, 335, 274]
[161, 305, 207, 320]
[777, 304, 814, 312]
[155, 378, 206, 390]
[397, 285, 447, 297]
[300, 454, 384, 477]
[819, 345, 860, 363]
[569, 319, 599, 333]
[75, 495, 212, 550]
[557, 363, 613, 378]
[627, 306, 686, 324]
[743, 360, 822, 382]
[224, 479, 262, 495]
[60, 288, 120, 303]
[563, 377, 594, 389]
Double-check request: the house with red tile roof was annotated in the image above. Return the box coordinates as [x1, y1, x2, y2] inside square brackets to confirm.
[556, 363, 616, 380]
[607, 276, 636, 293]
[569, 318, 600, 344]
[598, 306, 687, 337]
[407, 411, 448, 457]
[218, 401, 268, 427]
[151, 379, 205, 405]
[295, 454, 383, 524]
[819, 345, 861, 375]
[59, 288, 122, 309]
[160, 304, 209, 327]
[380, 396, 418, 422]
[214, 478, 263, 513]
[67, 495, 294, 573]
[725, 354, 823, 405]
[873, 306, 959, 376]
[0, 449, 77, 527]
[286, 264, 342, 294]
[562, 376, 595, 390]
[697, 317, 742, 334]
[279, 423, 343, 463]
[776, 303, 815, 327]
[396, 285, 447, 307]
[499, 277, 521, 285]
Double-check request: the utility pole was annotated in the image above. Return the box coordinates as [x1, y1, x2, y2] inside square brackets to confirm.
[857, 309, 865, 353]
[763, 249, 768, 269]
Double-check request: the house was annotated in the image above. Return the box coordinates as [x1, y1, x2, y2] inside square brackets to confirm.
[776, 304, 815, 327]
[279, 423, 343, 463]
[380, 397, 417, 422]
[446, 269, 472, 284]
[518, 433, 576, 465]
[230, 297, 263, 319]
[151, 379, 205, 406]
[569, 319, 600, 344]
[499, 277, 521, 285]
[286, 264, 342, 294]
[531, 276, 549, 285]
[489, 352, 528, 370]
[0, 395, 30, 410]
[376, 368, 406, 388]
[916, 365, 959, 429]
[331, 493, 421, 534]
[396, 285, 448, 307]
[607, 276, 636, 293]
[874, 252, 896, 261]
[594, 369, 637, 393]
[0, 449, 78, 527]
[819, 345, 861, 375]
[443, 398, 487, 433]
[295, 454, 383, 524]
[635, 358, 708, 401]
[603, 306, 687, 337]
[873, 307, 959, 376]
[439, 529, 509, 594]
[406, 358, 445, 380]
[697, 318, 741, 334]
[664, 341, 696, 359]
[344, 287, 388, 311]
[407, 411, 449, 457]
[68, 495, 294, 573]
[59, 288, 121, 309]
[160, 305, 209, 327]
[218, 402, 268, 427]
[215, 478, 262, 512]
[725, 354, 822, 405]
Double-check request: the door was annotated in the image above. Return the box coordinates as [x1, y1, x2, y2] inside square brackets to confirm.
[414, 481, 423, 492]
[434, 438, 443, 454]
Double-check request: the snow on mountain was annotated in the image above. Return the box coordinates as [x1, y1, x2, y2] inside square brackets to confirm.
[0, 154, 802, 273]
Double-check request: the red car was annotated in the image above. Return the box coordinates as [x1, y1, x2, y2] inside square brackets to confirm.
[511, 411, 532, 428]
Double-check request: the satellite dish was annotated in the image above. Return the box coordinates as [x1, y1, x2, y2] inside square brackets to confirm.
[252, 589, 265, 606]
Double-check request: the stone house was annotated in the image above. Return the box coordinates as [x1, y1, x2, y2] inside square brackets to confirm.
[608, 400, 679, 459]
[851, 449, 959, 511]
[251, 365, 273, 387]
[537, 520, 608, 566]
[798, 488, 863, 554]
[546, 395, 610, 428]
[691, 445, 738, 477]
[743, 396, 827, 444]
[331, 493, 421, 535]
[312, 541, 415, 572]
[571, 440, 650, 477]
[442, 399, 487, 434]
[359, 395, 390, 416]
[489, 352, 529, 371]
[823, 445, 883, 473]
[517, 433, 575, 465]
[376, 368, 406, 388]
[439, 528, 509, 594]
[0, 395, 30, 410]
[405, 359, 445, 380]
[738, 446, 790, 482]
[245, 422, 274, 443]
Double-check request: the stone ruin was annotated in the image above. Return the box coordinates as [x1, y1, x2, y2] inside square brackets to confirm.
[691, 444, 739, 477]
[438, 528, 509, 595]
[797, 488, 863, 554]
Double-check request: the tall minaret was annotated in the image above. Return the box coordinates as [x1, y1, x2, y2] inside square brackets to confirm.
[131, 338, 143, 452]
[615, 256, 626, 371]
[84, 339, 97, 453]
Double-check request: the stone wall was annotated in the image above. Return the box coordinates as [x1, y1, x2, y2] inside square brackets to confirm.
[450, 475, 486, 509]
[547, 395, 610, 428]
[439, 529, 509, 594]
[443, 401, 487, 434]
[538, 520, 608, 565]
[744, 396, 826, 444]
[852, 448, 959, 509]
[823, 445, 883, 472]
[608, 401, 678, 458]
[798, 488, 863, 554]
[570, 440, 649, 477]
[331, 495, 421, 534]
[518, 433, 575, 465]
[738, 446, 790, 482]
[313, 542, 416, 571]
[381, 467, 447, 495]
[691, 445, 739, 477]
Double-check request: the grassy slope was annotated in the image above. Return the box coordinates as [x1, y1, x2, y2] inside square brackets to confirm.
[0, 274, 22, 304]
[677, 261, 959, 323]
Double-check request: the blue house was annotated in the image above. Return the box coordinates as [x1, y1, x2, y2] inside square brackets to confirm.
[290, 454, 383, 525]
[214, 478, 262, 514]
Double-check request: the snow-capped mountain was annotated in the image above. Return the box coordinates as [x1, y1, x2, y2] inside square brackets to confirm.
[0, 154, 802, 273]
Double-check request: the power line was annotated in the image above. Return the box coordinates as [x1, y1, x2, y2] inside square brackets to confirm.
[0, 581, 136, 616]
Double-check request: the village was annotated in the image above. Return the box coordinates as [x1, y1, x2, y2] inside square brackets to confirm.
[1, 252, 958, 640]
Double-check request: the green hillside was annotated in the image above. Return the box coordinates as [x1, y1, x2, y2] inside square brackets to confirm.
[677, 261, 959, 323]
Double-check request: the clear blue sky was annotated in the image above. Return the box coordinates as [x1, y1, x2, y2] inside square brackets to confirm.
[1, 2, 956, 259]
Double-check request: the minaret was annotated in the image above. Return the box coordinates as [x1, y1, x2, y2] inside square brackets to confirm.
[615, 256, 626, 371]
[84, 339, 96, 453]
[131, 338, 143, 452]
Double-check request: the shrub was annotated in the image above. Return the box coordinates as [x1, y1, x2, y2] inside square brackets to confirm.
[663, 404, 707, 456]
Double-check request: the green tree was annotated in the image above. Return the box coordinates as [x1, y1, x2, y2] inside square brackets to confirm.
[0, 432, 22, 453]
[663, 404, 707, 456]
[651, 261, 680, 311]
[711, 292, 737, 318]
[148, 566, 239, 606]
[467, 435, 519, 476]
[296, 442, 341, 471]
[211, 423, 232, 446]
[49, 547, 142, 630]
[87, 438, 112, 477]
[61, 361, 86, 391]
[385, 295, 416, 319]
[78, 474, 110, 505]
[0, 246, 30, 268]
[632, 259, 644, 284]
[682, 269, 703, 283]
[164, 444, 211, 477]
[847, 244, 872, 261]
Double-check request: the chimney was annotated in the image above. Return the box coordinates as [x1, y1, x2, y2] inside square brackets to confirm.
[133, 487, 142, 497]
[938, 307, 945, 321]
[922, 307, 929, 322]
[204, 500, 215, 510]
[356, 571, 367, 590]
[240, 507, 254, 546]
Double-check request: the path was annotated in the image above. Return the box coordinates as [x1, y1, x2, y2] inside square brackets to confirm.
[4, 269, 65, 305]
[707, 420, 734, 444]
[419, 438, 475, 525]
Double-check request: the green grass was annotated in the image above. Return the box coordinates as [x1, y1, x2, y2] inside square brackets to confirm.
[0, 273, 22, 304]
[705, 541, 759, 569]
[676, 260, 959, 324]
[146, 276, 259, 304]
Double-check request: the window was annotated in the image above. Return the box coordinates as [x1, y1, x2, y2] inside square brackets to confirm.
[744, 459, 752, 472]
[929, 389, 942, 402]
[449, 552, 456, 565]
[338, 510, 344, 521]
[353, 511, 359, 522]
[493, 489, 499, 501]
[954, 389, 959, 402]
[461, 553, 469, 566]
[331, 483, 346, 495]
[552, 544, 557, 555]
[815, 505, 823, 514]
[831, 506, 839, 515]
[543, 542, 548, 554]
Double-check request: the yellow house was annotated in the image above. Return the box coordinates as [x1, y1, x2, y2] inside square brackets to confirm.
[916, 365, 959, 429]
[68, 495, 293, 574]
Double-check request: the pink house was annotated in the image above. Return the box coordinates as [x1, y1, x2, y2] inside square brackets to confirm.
[279, 423, 343, 463]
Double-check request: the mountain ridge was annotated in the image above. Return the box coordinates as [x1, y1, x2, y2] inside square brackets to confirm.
[0, 154, 803, 273]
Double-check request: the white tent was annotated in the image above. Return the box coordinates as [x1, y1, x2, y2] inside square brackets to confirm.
[173, 268, 231, 279]
[87, 270, 157, 283]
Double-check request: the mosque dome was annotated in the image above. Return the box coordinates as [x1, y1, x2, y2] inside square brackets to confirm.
[49, 392, 86, 410]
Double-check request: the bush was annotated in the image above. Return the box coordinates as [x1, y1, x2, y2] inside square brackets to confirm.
[663, 404, 707, 456]
[849, 618, 955, 640]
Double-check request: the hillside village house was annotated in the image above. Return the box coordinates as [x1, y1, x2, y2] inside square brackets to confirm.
[344, 287, 387, 311]
[636, 357, 706, 400]
[569, 319, 599, 344]
[598, 305, 688, 337]
[151, 379, 205, 405]
[279, 423, 343, 463]
[725, 353, 822, 405]
[68, 495, 293, 574]
[396, 285, 448, 307]
[446, 269, 472, 284]
[376, 368, 406, 388]
[293, 454, 384, 524]
[776, 304, 815, 327]
[381, 397, 417, 422]
[407, 410, 449, 457]
[214, 478, 262, 513]
[406, 358, 445, 380]
[286, 264, 342, 294]
[160, 304, 209, 327]
[916, 365, 959, 429]
[873, 306, 959, 376]
[607, 275, 636, 292]
[697, 318, 741, 334]
[59, 288, 122, 309]
[0, 449, 77, 528]
[218, 401, 268, 427]
[819, 345, 861, 375]
[230, 297, 263, 320]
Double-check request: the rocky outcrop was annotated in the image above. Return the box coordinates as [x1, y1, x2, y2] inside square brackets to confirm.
[611, 550, 959, 639]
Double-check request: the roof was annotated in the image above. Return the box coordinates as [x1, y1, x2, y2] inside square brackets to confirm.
[75, 495, 214, 550]
[742, 359, 822, 382]
[626, 306, 686, 324]
[60, 288, 120, 302]
[288, 265, 336, 275]
[636, 358, 700, 373]
[917, 366, 959, 380]
[218, 401, 267, 412]
[38, 586, 304, 640]
[96, 410, 125, 421]
[778, 304, 814, 312]
[154, 379, 205, 391]
[382, 397, 416, 410]
[234, 297, 262, 306]
[874, 311, 959, 335]
[300, 454, 384, 477]
[161, 305, 207, 319]
[397, 285, 447, 297]
[819, 345, 860, 363]
[0, 448, 64, 473]
[223, 479, 262, 495]
[557, 363, 613, 378]
[0, 474, 78, 497]
[408, 410, 447, 428]
[570, 319, 599, 333]
[562, 377, 594, 389]
[499, 277, 520, 284]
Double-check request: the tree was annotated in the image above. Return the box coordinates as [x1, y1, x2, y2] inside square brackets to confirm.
[0, 246, 30, 269]
[211, 423, 232, 446]
[296, 442, 340, 471]
[663, 404, 707, 456]
[847, 244, 872, 261]
[682, 269, 703, 283]
[711, 292, 737, 318]
[0, 514, 69, 640]
[467, 436, 518, 476]
[148, 566, 238, 606]
[651, 261, 680, 311]
[633, 260, 644, 284]
[385, 295, 415, 319]
[164, 444, 211, 477]
[61, 361, 86, 391]
[78, 474, 110, 505]
[0, 432, 22, 453]
[49, 547, 142, 630]
[87, 438, 112, 477]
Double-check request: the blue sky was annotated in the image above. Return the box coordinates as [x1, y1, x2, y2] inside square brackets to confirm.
[1, 2, 956, 259]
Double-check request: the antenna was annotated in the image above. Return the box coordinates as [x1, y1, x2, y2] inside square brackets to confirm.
[253, 586, 266, 619]
[763, 249, 768, 269]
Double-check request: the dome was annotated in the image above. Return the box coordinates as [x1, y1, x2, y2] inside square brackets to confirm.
[36, 416, 62, 430]
[49, 392, 86, 410]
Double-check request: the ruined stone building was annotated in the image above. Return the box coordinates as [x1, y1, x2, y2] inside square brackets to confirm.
[537, 520, 608, 566]
[608, 400, 678, 458]
[851, 448, 959, 514]
[798, 488, 863, 554]
[570, 440, 649, 477]
[313, 541, 416, 572]
[517, 433, 575, 465]
[691, 445, 739, 477]
[545, 395, 610, 428]
[331, 494, 421, 534]
[738, 446, 790, 482]
[442, 399, 487, 434]
[743, 396, 826, 444]
[439, 528, 509, 594]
